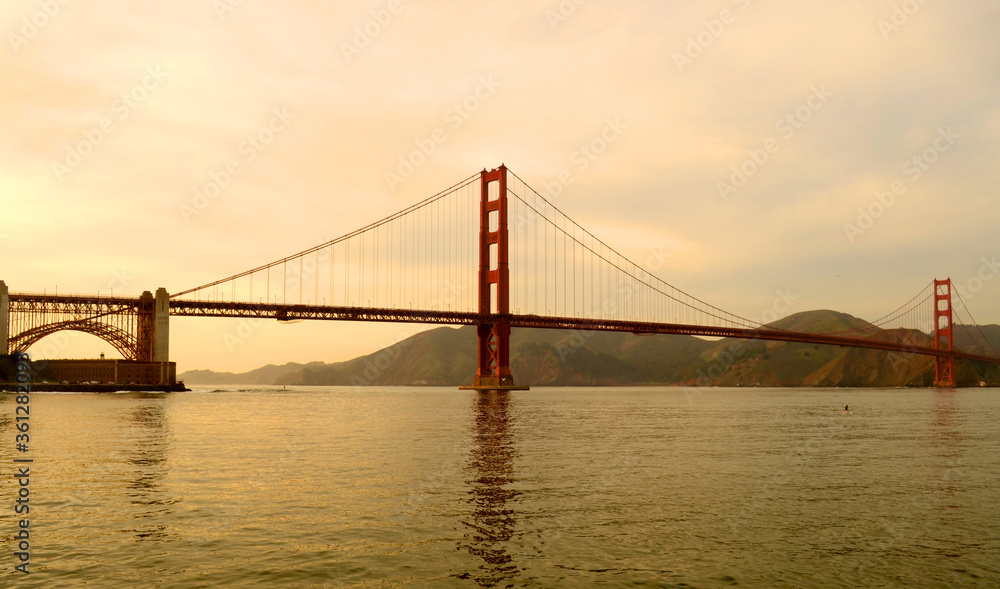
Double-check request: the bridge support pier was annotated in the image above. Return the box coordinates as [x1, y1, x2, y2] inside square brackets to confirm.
[154, 287, 169, 362]
[460, 165, 528, 392]
[136, 288, 171, 363]
[1, 280, 8, 355]
[138, 291, 155, 361]
[934, 278, 955, 388]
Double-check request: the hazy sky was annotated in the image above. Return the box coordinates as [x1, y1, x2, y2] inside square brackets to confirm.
[3, 0, 998, 372]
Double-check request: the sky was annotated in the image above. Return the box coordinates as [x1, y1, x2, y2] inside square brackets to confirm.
[2, 0, 998, 373]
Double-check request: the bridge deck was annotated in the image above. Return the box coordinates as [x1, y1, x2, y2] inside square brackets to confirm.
[6, 294, 997, 365]
[166, 299, 1000, 365]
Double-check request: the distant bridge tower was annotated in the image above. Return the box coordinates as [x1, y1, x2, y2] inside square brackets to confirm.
[461, 165, 528, 392]
[933, 278, 955, 388]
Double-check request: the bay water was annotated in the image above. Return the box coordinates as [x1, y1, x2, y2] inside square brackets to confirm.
[1, 386, 998, 587]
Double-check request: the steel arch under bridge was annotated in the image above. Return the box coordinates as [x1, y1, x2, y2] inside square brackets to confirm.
[1, 284, 169, 362]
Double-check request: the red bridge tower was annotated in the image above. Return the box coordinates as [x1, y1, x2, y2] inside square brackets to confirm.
[460, 165, 528, 392]
[934, 278, 955, 388]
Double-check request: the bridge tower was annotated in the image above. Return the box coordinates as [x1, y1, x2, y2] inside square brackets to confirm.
[137, 291, 155, 361]
[1, 280, 9, 355]
[933, 278, 955, 388]
[154, 287, 170, 362]
[461, 165, 528, 392]
[136, 288, 171, 362]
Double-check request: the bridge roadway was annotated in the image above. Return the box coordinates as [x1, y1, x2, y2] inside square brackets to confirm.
[168, 299, 1000, 365]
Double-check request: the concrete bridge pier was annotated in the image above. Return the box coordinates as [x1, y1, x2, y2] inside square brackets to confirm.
[1, 280, 8, 355]
[137, 288, 170, 362]
[155, 287, 169, 362]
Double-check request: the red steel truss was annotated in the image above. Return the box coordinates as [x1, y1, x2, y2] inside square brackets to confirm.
[5, 292, 156, 361]
[6, 294, 999, 376]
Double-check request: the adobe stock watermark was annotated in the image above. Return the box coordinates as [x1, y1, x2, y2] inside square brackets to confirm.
[748, 288, 799, 326]
[384, 75, 500, 192]
[523, 116, 627, 206]
[843, 126, 958, 243]
[223, 317, 266, 354]
[717, 84, 833, 201]
[341, 1, 404, 63]
[404, 438, 467, 511]
[853, 472, 953, 581]
[646, 245, 673, 272]
[673, 0, 752, 73]
[213, 0, 248, 21]
[52, 65, 168, 181]
[349, 332, 414, 390]
[548, 273, 640, 363]
[429, 279, 468, 313]
[541, 245, 672, 366]
[241, 437, 305, 502]
[682, 287, 798, 402]
[28, 332, 70, 362]
[726, 425, 834, 536]
[954, 255, 999, 304]
[7, 0, 72, 55]
[878, 0, 932, 40]
[222, 235, 333, 353]
[179, 106, 295, 223]
[884, 325, 934, 377]
[544, 0, 586, 31]
[27, 268, 134, 361]
[104, 267, 134, 296]
[551, 268, 657, 364]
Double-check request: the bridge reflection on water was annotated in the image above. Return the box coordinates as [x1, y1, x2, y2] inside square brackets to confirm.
[459, 390, 522, 587]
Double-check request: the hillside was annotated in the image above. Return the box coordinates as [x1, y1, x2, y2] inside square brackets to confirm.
[179, 310, 1000, 387]
[681, 311, 1000, 388]
[179, 362, 327, 385]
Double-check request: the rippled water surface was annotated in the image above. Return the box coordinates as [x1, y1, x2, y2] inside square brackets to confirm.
[1, 386, 999, 587]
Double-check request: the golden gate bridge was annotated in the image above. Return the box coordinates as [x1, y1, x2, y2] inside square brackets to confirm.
[3, 166, 999, 388]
